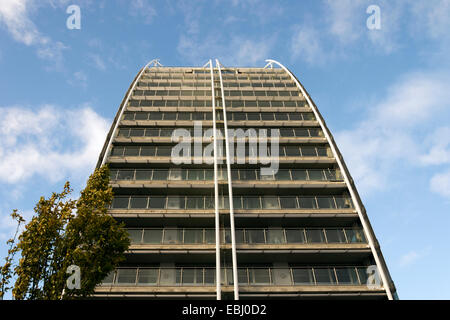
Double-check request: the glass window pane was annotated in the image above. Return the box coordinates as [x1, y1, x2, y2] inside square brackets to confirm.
[240, 170, 256, 180]
[127, 229, 142, 244]
[291, 169, 307, 180]
[233, 197, 242, 209]
[325, 229, 346, 243]
[163, 229, 182, 244]
[345, 229, 366, 243]
[292, 268, 314, 285]
[335, 196, 353, 209]
[130, 197, 148, 209]
[135, 170, 152, 180]
[308, 170, 325, 181]
[266, 229, 285, 244]
[275, 113, 289, 121]
[301, 147, 317, 157]
[140, 146, 156, 156]
[102, 271, 115, 284]
[317, 197, 336, 209]
[149, 112, 163, 120]
[184, 229, 203, 244]
[294, 128, 309, 137]
[124, 147, 140, 156]
[111, 147, 124, 156]
[186, 197, 204, 209]
[238, 269, 248, 285]
[116, 269, 137, 284]
[138, 269, 158, 285]
[250, 269, 270, 285]
[143, 229, 163, 243]
[261, 113, 274, 120]
[288, 113, 302, 121]
[286, 229, 305, 243]
[261, 196, 279, 209]
[169, 168, 186, 180]
[130, 128, 145, 137]
[163, 113, 176, 120]
[335, 268, 358, 285]
[247, 113, 260, 121]
[314, 268, 336, 285]
[159, 129, 173, 137]
[205, 229, 215, 244]
[152, 169, 168, 180]
[316, 147, 328, 157]
[156, 146, 172, 157]
[117, 170, 134, 180]
[299, 197, 317, 209]
[285, 146, 300, 156]
[167, 196, 185, 209]
[145, 129, 159, 137]
[280, 129, 294, 137]
[243, 197, 261, 209]
[247, 230, 265, 243]
[188, 169, 204, 180]
[280, 197, 298, 209]
[274, 169, 291, 180]
[178, 112, 190, 120]
[148, 196, 166, 209]
[306, 229, 325, 243]
[135, 112, 148, 120]
[112, 197, 129, 209]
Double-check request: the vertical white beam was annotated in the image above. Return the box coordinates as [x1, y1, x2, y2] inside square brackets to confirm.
[265, 59, 394, 300]
[100, 59, 161, 167]
[208, 60, 222, 300]
[216, 59, 239, 300]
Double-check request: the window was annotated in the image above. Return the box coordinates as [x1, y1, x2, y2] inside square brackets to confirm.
[280, 129, 294, 137]
[346, 229, 366, 243]
[130, 128, 145, 137]
[261, 113, 274, 121]
[308, 170, 325, 181]
[292, 268, 314, 285]
[285, 146, 300, 156]
[127, 229, 142, 243]
[317, 197, 336, 209]
[169, 168, 186, 180]
[325, 229, 346, 243]
[288, 113, 301, 120]
[135, 170, 152, 180]
[130, 197, 148, 209]
[291, 169, 307, 180]
[249, 268, 270, 285]
[112, 197, 129, 209]
[149, 112, 163, 120]
[266, 229, 285, 244]
[116, 269, 136, 284]
[240, 170, 256, 180]
[184, 229, 203, 244]
[124, 146, 140, 156]
[186, 197, 204, 209]
[275, 113, 289, 121]
[335, 196, 353, 209]
[152, 169, 168, 180]
[274, 169, 291, 180]
[140, 146, 156, 156]
[156, 146, 172, 157]
[188, 169, 204, 180]
[167, 196, 185, 209]
[261, 196, 279, 209]
[294, 128, 309, 137]
[148, 197, 166, 209]
[301, 147, 317, 157]
[280, 197, 298, 209]
[335, 268, 359, 285]
[117, 170, 134, 180]
[285, 229, 305, 243]
[306, 229, 325, 243]
[314, 268, 336, 285]
[143, 229, 163, 244]
[243, 197, 261, 209]
[298, 197, 317, 209]
[138, 269, 158, 285]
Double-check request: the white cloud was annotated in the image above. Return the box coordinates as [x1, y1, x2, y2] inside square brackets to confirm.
[398, 246, 431, 268]
[430, 170, 450, 198]
[334, 71, 450, 195]
[0, 0, 67, 66]
[178, 34, 274, 66]
[0, 104, 109, 184]
[129, 0, 156, 24]
[88, 53, 106, 71]
[291, 24, 326, 65]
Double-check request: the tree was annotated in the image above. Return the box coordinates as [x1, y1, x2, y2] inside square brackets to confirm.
[10, 165, 130, 300]
[0, 210, 25, 300]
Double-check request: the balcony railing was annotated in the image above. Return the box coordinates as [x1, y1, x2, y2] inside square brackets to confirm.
[110, 168, 343, 182]
[101, 266, 375, 287]
[126, 227, 366, 245]
[110, 195, 354, 210]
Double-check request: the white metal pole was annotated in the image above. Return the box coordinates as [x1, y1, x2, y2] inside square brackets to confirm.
[209, 60, 222, 300]
[216, 59, 239, 300]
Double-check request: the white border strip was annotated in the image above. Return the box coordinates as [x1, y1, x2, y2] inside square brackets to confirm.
[265, 59, 393, 300]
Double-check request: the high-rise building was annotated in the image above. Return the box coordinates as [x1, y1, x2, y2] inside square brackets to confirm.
[94, 59, 397, 300]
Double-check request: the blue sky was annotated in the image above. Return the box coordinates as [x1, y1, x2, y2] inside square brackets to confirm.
[0, 0, 449, 299]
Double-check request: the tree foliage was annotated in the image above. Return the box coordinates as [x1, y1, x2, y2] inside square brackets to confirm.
[8, 165, 130, 300]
